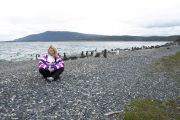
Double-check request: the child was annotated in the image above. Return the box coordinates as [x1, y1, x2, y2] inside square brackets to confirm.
[39, 45, 64, 82]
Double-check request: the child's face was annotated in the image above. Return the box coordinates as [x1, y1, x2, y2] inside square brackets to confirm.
[49, 48, 55, 55]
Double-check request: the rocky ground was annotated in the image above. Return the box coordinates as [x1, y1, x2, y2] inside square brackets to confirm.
[0, 45, 180, 120]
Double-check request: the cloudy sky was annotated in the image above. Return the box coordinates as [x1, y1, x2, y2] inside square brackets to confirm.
[0, 0, 180, 41]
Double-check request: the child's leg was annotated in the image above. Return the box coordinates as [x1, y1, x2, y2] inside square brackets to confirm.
[39, 68, 51, 78]
[51, 68, 64, 79]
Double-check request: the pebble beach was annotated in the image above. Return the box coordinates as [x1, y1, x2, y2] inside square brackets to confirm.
[0, 45, 180, 120]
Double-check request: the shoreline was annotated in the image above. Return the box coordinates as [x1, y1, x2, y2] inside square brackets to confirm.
[0, 40, 174, 42]
[0, 41, 175, 62]
[0, 44, 180, 119]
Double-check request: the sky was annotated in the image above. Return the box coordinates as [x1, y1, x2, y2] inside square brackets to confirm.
[0, 0, 180, 41]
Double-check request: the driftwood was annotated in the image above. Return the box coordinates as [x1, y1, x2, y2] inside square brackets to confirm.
[94, 52, 101, 57]
[86, 51, 88, 57]
[63, 53, 69, 60]
[103, 49, 107, 58]
[104, 110, 124, 116]
[91, 51, 93, 56]
[69, 56, 78, 60]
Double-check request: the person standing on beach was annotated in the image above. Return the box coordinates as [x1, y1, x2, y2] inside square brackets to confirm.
[38, 45, 64, 82]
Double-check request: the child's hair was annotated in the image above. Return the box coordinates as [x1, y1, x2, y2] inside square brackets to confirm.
[48, 45, 58, 58]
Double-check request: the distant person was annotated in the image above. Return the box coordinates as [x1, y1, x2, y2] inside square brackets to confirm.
[38, 45, 64, 82]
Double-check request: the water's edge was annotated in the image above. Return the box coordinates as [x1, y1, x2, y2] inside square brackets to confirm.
[0, 41, 170, 61]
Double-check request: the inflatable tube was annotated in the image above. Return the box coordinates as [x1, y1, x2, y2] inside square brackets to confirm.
[36, 54, 40, 60]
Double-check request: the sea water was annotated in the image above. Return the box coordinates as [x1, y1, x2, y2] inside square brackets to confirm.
[0, 41, 169, 61]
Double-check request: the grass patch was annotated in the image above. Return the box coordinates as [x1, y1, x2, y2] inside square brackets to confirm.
[157, 51, 180, 71]
[154, 51, 180, 81]
[160, 52, 180, 68]
[118, 98, 180, 120]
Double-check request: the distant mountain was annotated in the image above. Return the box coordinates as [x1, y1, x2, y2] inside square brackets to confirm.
[14, 31, 180, 42]
[14, 31, 105, 42]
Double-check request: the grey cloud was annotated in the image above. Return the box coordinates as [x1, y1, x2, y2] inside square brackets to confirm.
[144, 21, 180, 28]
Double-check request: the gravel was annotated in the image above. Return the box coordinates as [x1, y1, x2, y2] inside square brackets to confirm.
[0, 45, 180, 120]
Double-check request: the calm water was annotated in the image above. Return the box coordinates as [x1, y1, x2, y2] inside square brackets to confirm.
[0, 41, 169, 61]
